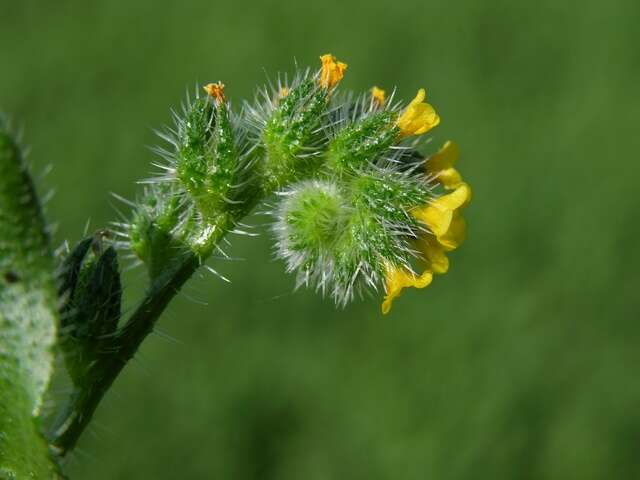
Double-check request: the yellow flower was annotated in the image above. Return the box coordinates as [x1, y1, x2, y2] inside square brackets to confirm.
[381, 264, 433, 314]
[426, 141, 463, 190]
[319, 54, 348, 89]
[203, 82, 226, 102]
[380, 183, 471, 314]
[396, 89, 440, 138]
[412, 183, 471, 247]
[371, 86, 386, 108]
[413, 184, 470, 271]
[417, 235, 450, 274]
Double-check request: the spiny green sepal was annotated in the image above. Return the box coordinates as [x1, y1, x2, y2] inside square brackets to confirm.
[327, 111, 398, 173]
[129, 184, 192, 281]
[175, 99, 242, 220]
[350, 171, 428, 226]
[262, 79, 329, 191]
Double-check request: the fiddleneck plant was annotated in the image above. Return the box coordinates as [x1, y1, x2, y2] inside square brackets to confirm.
[0, 54, 471, 476]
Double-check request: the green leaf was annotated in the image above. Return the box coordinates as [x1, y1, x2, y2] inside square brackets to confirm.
[0, 122, 60, 477]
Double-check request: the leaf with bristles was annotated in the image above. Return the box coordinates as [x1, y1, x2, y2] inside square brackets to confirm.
[0, 120, 61, 477]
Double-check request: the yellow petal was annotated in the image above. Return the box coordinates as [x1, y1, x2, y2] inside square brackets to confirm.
[409, 87, 425, 104]
[428, 141, 458, 171]
[418, 236, 450, 274]
[435, 183, 471, 210]
[371, 86, 386, 107]
[413, 203, 453, 237]
[411, 183, 471, 241]
[319, 54, 348, 89]
[381, 265, 433, 314]
[438, 212, 466, 250]
[427, 141, 463, 190]
[396, 89, 440, 138]
[437, 168, 463, 190]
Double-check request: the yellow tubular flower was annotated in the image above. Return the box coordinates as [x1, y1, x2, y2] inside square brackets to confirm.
[412, 183, 471, 239]
[371, 86, 386, 108]
[415, 183, 470, 259]
[396, 89, 440, 138]
[426, 141, 463, 190]
[379, 134, 472, 315]
[381, 185, 471, 314]
[319, 54, 348, 89]
[382, 265, 433, 315]
[203, 82, 226, 102]
[417, 236, 450, 274]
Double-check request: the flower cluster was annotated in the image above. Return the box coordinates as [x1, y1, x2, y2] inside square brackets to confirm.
[0, 52, 473, 473]
[119, 54, 471, 313]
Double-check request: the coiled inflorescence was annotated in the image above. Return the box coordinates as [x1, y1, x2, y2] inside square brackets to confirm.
[119, 54, 471, 313]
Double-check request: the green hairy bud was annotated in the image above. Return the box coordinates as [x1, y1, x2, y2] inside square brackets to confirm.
[173, 90, 242, 220]
[326, 110, 398, 174]
[126, 183, 193, 280]
[251, 77, 330, 191]
[282, 181, 349, 252]
[58, 234, 122, 384]
[275, 181, 349, 292]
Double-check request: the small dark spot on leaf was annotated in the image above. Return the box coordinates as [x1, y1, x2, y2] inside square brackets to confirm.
[4, 271, 20, 283]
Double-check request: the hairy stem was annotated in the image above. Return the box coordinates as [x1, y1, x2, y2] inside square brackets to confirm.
[50, 191, 262, 456]
[50, 252, 201, 455]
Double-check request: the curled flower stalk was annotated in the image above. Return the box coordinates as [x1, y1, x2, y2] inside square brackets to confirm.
[0, 53, 471, 473]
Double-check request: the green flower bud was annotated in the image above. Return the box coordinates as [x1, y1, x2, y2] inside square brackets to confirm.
[275, 181, 349, 288]
[173, 85, 242, 220]
[58, 233, 122, 384]
[326, 110, 398, 174]
[258, 77, 330, 191]
[128, 183, 193, 280]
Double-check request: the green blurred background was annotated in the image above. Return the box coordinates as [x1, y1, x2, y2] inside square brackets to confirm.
[2, 0, 640, 478]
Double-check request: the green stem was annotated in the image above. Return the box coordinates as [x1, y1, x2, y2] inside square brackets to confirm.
[50, 192, 263, 457]
[50, 252, 201, 456]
